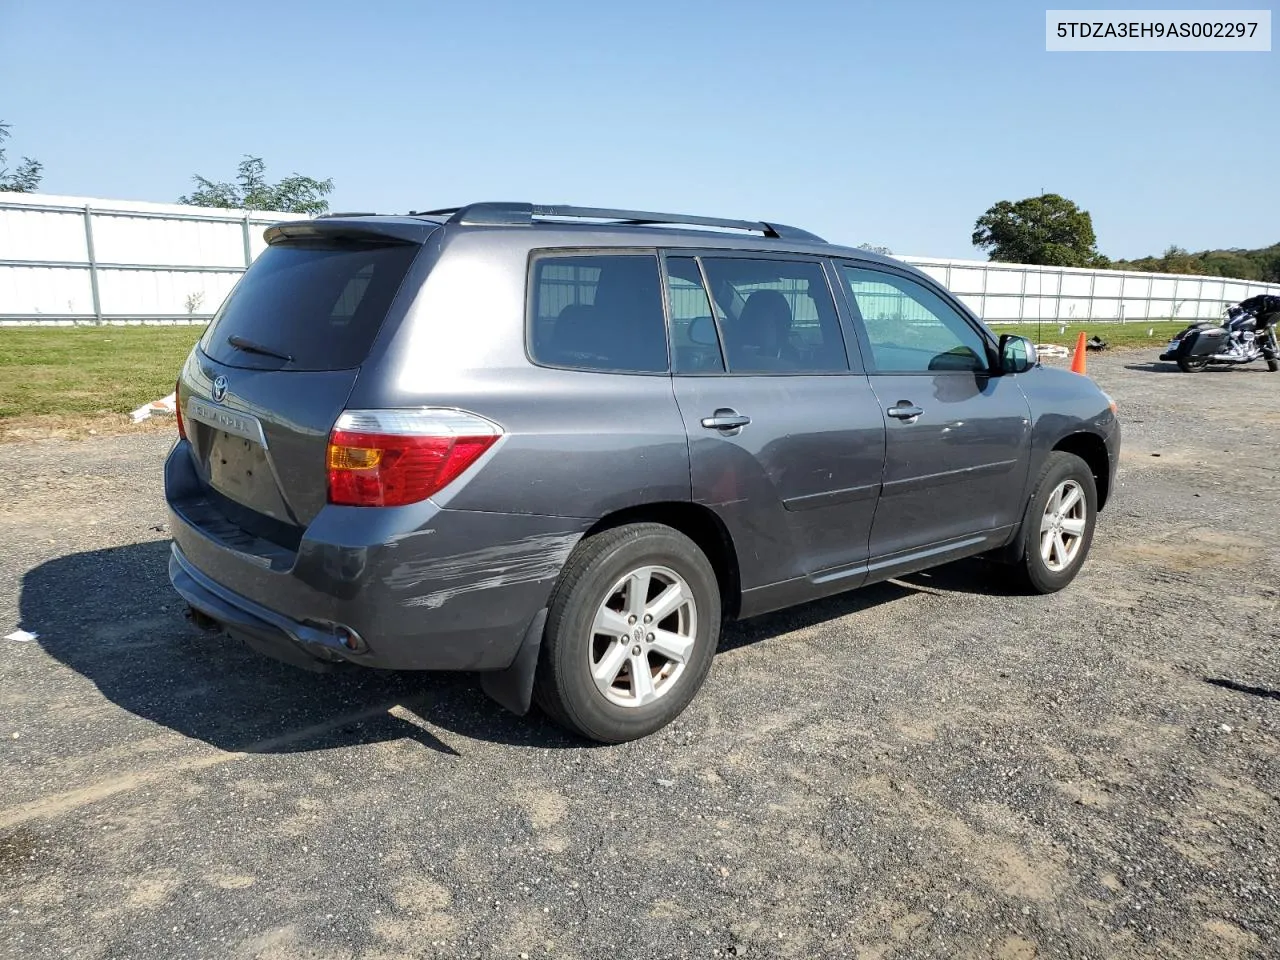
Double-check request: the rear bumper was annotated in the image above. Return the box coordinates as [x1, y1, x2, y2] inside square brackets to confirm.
[164, 441, 587, 671]
[170, 545, 351, 670]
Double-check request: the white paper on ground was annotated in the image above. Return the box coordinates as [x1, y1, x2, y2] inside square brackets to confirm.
[130, 392, 178, 423]
[1036, 344, 1071, 359]
[5, 629, 38, 642]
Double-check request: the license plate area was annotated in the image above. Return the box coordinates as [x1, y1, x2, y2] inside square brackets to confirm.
[185, 397, 293, 522]
[206, 430, 272, 504]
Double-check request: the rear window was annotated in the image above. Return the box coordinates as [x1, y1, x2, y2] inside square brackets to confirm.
[200, 240, 420, 371]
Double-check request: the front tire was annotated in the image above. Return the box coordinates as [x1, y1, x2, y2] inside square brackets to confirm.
[533, 523, 720, 743]
[1008, 452, 1098, 594]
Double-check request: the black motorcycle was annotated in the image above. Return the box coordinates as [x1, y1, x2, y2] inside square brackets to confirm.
[1160, 295, 1280, 373]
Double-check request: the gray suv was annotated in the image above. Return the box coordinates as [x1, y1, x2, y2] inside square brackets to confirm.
[166, 202, 1120, 742]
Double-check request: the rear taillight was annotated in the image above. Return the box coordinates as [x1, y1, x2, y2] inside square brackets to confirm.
[326, 409, 503, 507]
[175, 379, 186, 440]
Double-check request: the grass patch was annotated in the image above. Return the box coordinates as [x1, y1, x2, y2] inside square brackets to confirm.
[1000, 320, 1189, 349]
[0, 318, 1197, 424]
[0, 325, 203, 419]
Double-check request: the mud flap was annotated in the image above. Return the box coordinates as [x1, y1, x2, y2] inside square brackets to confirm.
[479, 608, 547, 716]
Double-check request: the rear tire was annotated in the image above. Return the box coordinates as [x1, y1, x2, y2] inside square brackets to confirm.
[1007, 452, 1098, 595]
[1178, 356, 1209, 373]
[1267, 359, 1279, 373]
[533, 523, 720, 743]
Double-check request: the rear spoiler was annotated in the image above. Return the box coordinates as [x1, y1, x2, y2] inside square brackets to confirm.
[263, 218, 436, 246]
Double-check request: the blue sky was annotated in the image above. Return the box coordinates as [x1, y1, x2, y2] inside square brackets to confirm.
[1, 0, 1275, 258]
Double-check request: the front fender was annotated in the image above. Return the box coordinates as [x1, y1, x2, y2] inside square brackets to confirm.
[1017, 365, 1120, 509]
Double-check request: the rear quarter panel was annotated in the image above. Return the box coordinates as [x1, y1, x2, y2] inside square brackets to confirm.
[347, 229, 692, 519]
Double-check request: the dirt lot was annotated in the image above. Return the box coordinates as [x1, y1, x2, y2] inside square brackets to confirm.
[1, 351, 1277, 960]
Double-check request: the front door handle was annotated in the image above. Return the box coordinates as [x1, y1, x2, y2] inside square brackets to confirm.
[701, 409, 751, 431]
[886, 402, 924, 421]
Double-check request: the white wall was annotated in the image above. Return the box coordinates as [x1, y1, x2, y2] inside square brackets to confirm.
[0, 192, 306, 324]
[1, 193, 1277, 325]
[904, 255, 1279, 324]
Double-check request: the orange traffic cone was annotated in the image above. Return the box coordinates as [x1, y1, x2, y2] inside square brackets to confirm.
[1070, 331, 1088, 375]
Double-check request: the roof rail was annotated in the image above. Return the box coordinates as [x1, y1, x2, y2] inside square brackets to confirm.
[413, 202, 824, 242]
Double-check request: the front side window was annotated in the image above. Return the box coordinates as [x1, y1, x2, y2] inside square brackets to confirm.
[529, 254, 668, 373]
[695, 258, 849, 374]
[840, 266, 990, 373]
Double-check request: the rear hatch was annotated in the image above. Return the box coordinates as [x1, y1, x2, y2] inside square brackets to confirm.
[179, 220, 433, 538]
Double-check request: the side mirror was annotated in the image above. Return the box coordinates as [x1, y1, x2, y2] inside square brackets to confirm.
[999, 334, 1038, 374]
[688, 316, 719, 346]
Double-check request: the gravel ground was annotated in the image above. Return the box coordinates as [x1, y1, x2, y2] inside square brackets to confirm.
[1, 351, 1277, 960]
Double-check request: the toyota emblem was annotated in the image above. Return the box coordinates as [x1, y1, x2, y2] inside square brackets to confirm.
[211, 376, 228, 403]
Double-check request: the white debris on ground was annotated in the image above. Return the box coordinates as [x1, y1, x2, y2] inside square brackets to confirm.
[1037, 344, 1071, 359]
[5, 629, 38, 643]
[130, 392, 177, 423]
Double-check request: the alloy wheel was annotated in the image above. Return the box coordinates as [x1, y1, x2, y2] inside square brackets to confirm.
[588, 565, 697, 708]
[1040, 479, 1087, 572]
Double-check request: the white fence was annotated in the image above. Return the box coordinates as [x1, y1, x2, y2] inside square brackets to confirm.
[1, 192, 1277, 326]
[0, 193, 306, 325]
[904, 256, 1280, 325]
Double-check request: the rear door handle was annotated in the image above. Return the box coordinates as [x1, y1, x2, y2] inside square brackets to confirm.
[886, 402, 924, 421]
[701, 409, 751, 431]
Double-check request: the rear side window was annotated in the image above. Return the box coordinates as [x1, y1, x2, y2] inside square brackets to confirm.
[529, 254, 669, 373]
[666, 257, 724, 373]
[699, 258, 848, 374]
[200, 240, 419, 371]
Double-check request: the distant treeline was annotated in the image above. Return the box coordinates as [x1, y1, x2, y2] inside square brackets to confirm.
[1111, 243, 1280, 282]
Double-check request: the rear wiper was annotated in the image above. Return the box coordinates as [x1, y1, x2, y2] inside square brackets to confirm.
[226, 334, 294, 363]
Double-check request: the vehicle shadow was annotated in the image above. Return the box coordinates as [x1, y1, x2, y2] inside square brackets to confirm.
[1203, 677, 1280, 702]
[21, 543, 1008, 755]
[719, 556, 1011, 652]
[19, 541, 541, 755]
[895, 556, 1019, 596]
[719, 580, 914, 653]
[1124, 362, 1271, 375]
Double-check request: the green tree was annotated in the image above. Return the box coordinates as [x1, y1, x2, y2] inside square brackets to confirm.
[179, 155, 333, 214]
[1155, 245, 1201, 275]
[972, 194, 1107, 267]
[1259, 247, 1280, 283]
[1198, 251, 1258, 280]
[1112, 243, 1280, 281]
[0, 120, 43, 193]
[857, 242, 893, 255]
